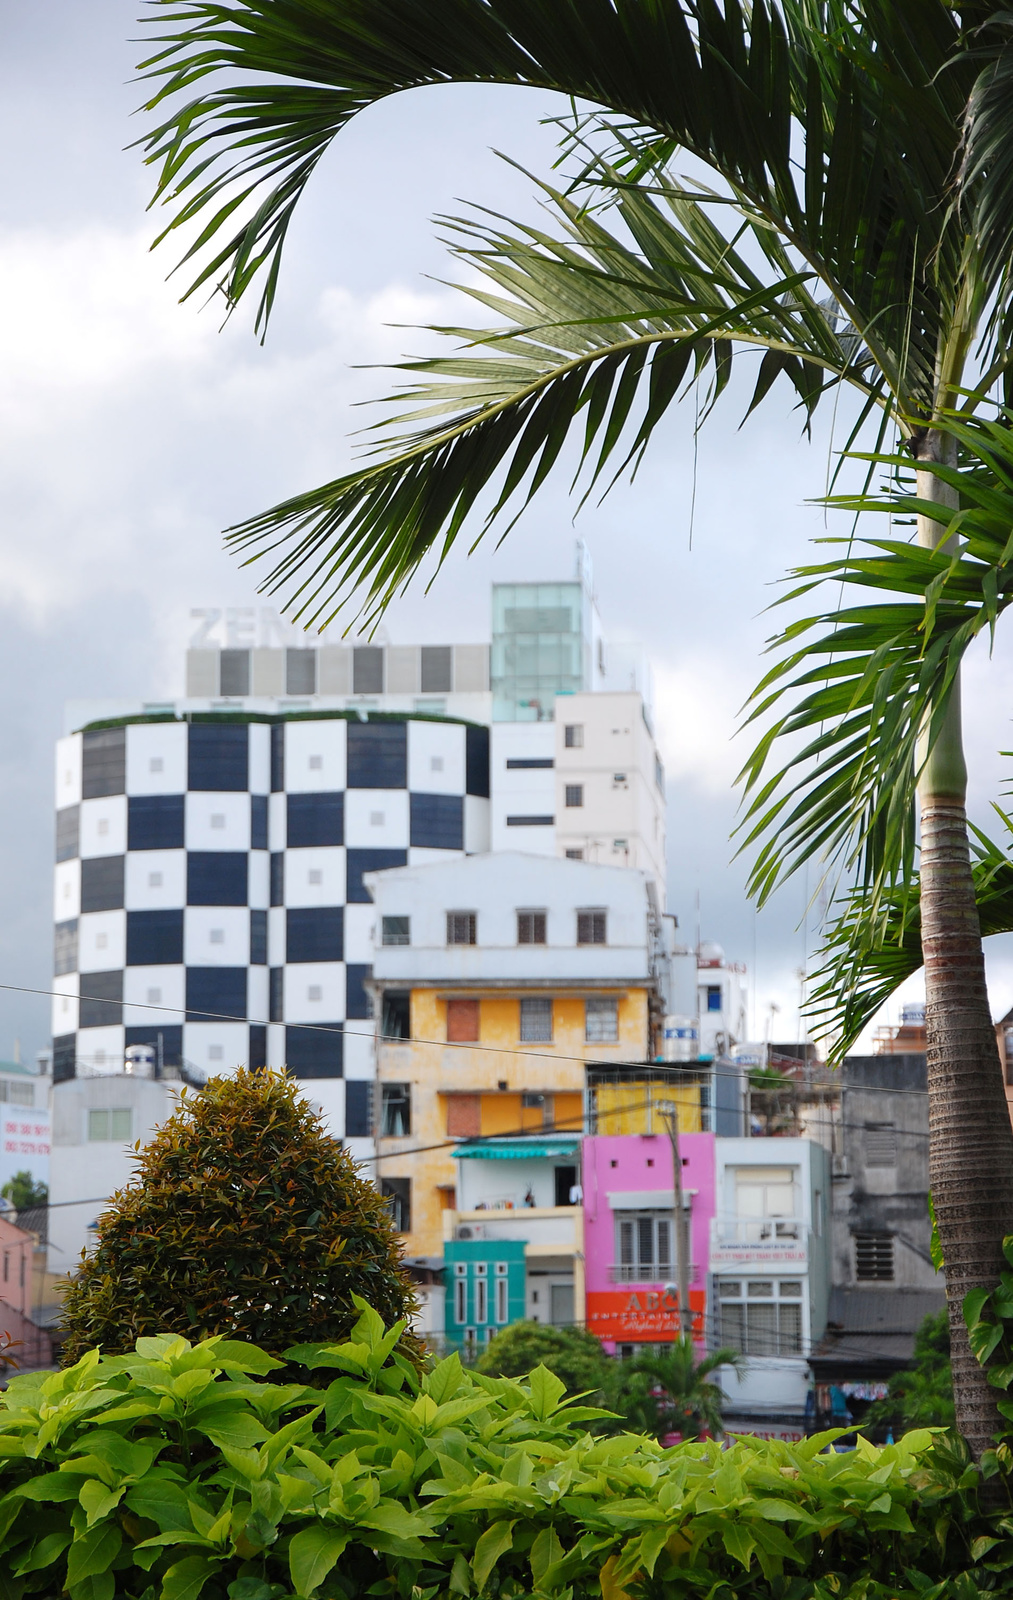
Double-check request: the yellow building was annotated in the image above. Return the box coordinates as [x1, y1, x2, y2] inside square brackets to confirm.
[365, 852, 662, 1271]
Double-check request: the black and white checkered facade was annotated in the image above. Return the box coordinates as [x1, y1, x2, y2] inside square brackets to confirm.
[52, 714, 490, 1135]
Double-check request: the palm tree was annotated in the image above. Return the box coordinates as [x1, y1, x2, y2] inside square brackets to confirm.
[610, 1338, 742, 1442]
[136, 0, 1013, 1452]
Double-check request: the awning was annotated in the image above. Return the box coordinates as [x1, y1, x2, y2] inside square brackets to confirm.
[455, 1139, 580, 1160]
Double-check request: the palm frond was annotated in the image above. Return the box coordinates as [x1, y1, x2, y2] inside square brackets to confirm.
[955, 10, 1013, 346]
[738, 411, 1013, 928]
[225, 174, 872, 626]
[807, 812, 1013, 1058]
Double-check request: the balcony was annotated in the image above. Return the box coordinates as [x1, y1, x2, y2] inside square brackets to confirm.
[609, 1262, 698, 1284]
[709, 1216, 809, 1270]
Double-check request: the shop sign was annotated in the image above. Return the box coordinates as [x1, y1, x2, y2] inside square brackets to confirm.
[587, 1287, 706, 1341]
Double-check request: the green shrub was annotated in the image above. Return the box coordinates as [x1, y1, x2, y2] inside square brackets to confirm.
[0, 1302, 998, 1600]
[59, 1068, 420, 1367]
[476, 1320, 612, 1396]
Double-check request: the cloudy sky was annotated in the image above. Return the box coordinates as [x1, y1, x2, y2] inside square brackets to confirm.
[2, 0, 1013, 1065]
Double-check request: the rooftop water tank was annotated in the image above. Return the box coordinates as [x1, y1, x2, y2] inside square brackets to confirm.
[661, 1015, 700, 1063]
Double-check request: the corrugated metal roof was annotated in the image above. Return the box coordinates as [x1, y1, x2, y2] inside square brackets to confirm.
[455, 1138, 580, 1160]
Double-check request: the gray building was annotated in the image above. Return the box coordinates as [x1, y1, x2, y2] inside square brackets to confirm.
[811, 1053, 944, 1424]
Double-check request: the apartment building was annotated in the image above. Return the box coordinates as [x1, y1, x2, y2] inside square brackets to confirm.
[367, 852, 661, 1319]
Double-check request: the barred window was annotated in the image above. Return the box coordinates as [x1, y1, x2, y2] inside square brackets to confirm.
[577, 910, 607, 945]
[517, 910, 546, 945]
[565, 784, 584, 807]
[615, 1213, 672, 1281]
[585, 997, 618, 1043]
[520, 997, 553, 1043]
[447, 911, 477, 945]
[718, 1278, 803, 1356]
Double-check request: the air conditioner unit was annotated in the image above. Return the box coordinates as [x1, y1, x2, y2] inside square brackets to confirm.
[455, 1224, 486, 1240]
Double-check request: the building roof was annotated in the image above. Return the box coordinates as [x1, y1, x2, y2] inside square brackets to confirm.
[0, 1061, 36, 1078]
[810, 1287, 946, 1379]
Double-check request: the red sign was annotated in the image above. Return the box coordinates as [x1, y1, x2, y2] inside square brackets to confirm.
[587, 1287, 707, 1342]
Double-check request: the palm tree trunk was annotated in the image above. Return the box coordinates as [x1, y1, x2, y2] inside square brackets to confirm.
[915, 429, 1013, 1458]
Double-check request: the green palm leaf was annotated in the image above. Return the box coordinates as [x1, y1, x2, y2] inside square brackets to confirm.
[225, 174, 866, 625]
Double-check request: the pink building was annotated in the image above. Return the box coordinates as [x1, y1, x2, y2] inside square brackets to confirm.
[583, 1132, 716, 1355]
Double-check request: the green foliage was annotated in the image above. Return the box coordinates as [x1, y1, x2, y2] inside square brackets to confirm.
[475, 1321, 612, 1399]
[1, 1173, 47, 1211]
[59, 1068, 420, 1368]
[867, 1311, 955, 1434]
[609, 1337, 742, 1442]
[0, 1301, 1000, 1600]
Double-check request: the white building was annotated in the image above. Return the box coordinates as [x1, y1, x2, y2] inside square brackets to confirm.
[710, 1136, 831, 1438]
[47, 1070, 175, 1276]
[0, 1062, 50, 1200]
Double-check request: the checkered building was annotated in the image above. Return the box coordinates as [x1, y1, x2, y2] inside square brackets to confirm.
[52, 713, 490, 1138]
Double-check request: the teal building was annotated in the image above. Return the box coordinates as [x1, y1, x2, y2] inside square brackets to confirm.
[444, 1238, 527, 1347]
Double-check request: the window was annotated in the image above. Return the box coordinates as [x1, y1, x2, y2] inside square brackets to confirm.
[495, 1271, 509, 1323]
[475, 1266, 488, 1324]
[346, 721, 406, 788]
[517, 910, 547, 945]
[54, 919, 78, 977]
[210, 811, 226, 830]
[147, 987, 162, 1005]
[447, 998, 480, 1042]
[381, 1083, 411, 1137]
[615, 1213, 672, 1281]
[352, 646, 384, 694]
[309, 755, 323, 771]
[864, 1123, 898, 1166]
[577, 910, 607, 946]
[251, 794, 268, 850]
[286, 907, 343, 963]
[56, 805, 79, 862]
[506, 815, 554, 827]
[187, 852, 248, 907]
[370, 811, 385, 827]
[148, 872, 163, 888]
[706, 985, 722, 1012]
[345, 1080, 373, 1138]
[249, 1024, 267, 1070]
[345, 964, 372, 1021]
[287, 792, 344, 848]
[79, 972, 123, 1030]
[855, 1233, 894, 1281]
[81, 856, 125, 914]
[284, 1022, 343, 1078]
[88, 1108, 133, 1142]
[208, 1044, 224, 1061]
[286, 648, 317, 695]
[346, 848, 407, 903]
[565, 785, 584, 808]
[186, 967, 247, 1023]
[613, 772, 628, 787]
[718, 1278, 803, 1355]
[520, 997, 553, 1043]
[269, 967, 283, 1023]
[150, 757, 164, 774]
[187, 724, 248, 791]
[82, 728, 125, 798]
[270, 853, 284, 906]
[309, 869, 323, 885]
[466, 726, 490, 798]
[381, 1177, 410, 1232]
[564, 724, 583, 749]
[382, 992, 410, 1040]
[411, 793, 464, 849]
[209, 928, 225, 944]
[307, 985, 322, 1002]
[585, 997, 618, 1043]
[420, 644, 452, 692]
[733, 1166, 797, 1231]
[382, 916, 410, 946]
[250, 909, 268, 966]
[565, 848, 583, 860]
[447, 911, 477, 945]
[126, 909, 184, 966]
[430, 756, 444, 772]
[219, 648, 250, 696]
[454, 1266, 467, 1324]
[506, 757, 553, 769]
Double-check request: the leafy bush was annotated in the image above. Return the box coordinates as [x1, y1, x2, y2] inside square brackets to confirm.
[0, 1301, 998, 1600]
[60, 1068, 420, 1366]
[476, 1320, 612, 1397]
[866, 1310, 954, 1434]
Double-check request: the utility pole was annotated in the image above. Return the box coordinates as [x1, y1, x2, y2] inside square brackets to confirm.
[660, 1102, 691, 1342]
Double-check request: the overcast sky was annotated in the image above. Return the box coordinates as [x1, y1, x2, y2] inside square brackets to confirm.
[2, 0, 1013, 1065]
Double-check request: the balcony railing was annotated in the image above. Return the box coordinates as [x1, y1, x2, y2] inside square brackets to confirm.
[609, 1262, 698, 1284]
